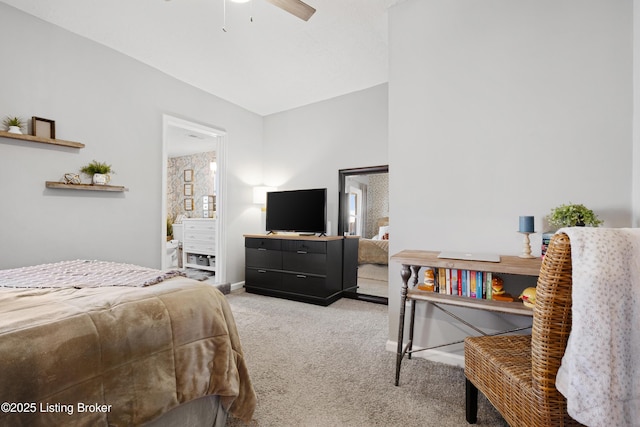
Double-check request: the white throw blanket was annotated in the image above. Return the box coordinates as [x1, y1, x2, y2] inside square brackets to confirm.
[555, 227, 640, 427]
[0, 259, 185, 288]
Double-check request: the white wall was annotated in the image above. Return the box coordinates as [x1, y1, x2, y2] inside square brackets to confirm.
[388, 0, 634, 363]
[0, 3, 263, 284]
[262, 84, 389, 236]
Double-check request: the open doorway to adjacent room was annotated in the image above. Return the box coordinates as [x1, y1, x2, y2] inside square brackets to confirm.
[161, 115, 227, 284]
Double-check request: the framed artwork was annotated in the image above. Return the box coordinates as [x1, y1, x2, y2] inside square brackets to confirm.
[184, 169, 193, 182]
[184, 198, 194, 211]
[184, 184, 193, 196]
[32, 117, 56, 139]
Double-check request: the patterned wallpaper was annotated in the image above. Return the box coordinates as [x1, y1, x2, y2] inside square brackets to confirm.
[366, 173, 389, 238]
[167, 152, 216, 222]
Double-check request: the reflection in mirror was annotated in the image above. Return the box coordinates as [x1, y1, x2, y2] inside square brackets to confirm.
[338, 165, 389, 305]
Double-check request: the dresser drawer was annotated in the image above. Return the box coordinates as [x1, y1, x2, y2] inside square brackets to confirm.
[183, 220, 216, 232]
[246, 238, 282, 251]
[245, 268, 282, 289]
[246, 248, 282, 269]
[184, 241, 216, 254]
[282, 240, 326, 254]
[282, 252, 326, 275]
[281, 273, 328, 297]
[183, 230, 216, 242]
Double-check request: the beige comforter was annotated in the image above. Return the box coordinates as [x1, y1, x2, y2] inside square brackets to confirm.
[0, 276, 256, 426]
[358, 238, 389, 265]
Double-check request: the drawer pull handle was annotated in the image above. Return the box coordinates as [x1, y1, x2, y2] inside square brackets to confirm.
[258, 248, 267, 251]
[296, 274, 307, 279]
[297, 250, 308, 254]
[258, 270, 267, 273]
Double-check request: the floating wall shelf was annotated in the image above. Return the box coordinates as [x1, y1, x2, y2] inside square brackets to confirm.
[45, 182, 128, 192]
[0, 130, 85, 149]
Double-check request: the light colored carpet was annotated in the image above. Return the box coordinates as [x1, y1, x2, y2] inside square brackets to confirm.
[358, 263, 388, 281]
[357, 263, 388, 298]
[225, 291, 507, 427]
[356, 278, 388, 298]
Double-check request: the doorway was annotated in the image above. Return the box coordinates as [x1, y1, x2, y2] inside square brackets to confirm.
[161, 115, 227, 284]
[338, 165, 389, 304]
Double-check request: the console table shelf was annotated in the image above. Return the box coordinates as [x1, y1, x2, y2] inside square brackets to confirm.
[0, 130, 85, 148]
[45, 182, 128, 192]
[392, 249, 542, 386]
[391, 250, 542, 276]
[407, 289, 533, 316]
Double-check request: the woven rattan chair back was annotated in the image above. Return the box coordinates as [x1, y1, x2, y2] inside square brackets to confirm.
[464, 232, 583, 426]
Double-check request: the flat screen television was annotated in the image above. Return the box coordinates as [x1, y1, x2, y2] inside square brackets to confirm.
[265, 188, 327, 234]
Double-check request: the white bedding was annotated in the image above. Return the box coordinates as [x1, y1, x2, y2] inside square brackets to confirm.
[555, 227, 640, 427]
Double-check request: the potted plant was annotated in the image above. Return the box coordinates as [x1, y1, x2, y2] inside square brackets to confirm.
[80, 160, 114, 185]
[547, 203, 603, 229]
[166, 216, 173, 240]
[3, 116, 25, 134]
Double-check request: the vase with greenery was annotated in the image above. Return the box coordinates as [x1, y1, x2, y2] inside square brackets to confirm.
[547, 203, 603, 229]
[80, 160, 114, 185]
[167, 216, 173, 240]
[3, 116, 25, 134]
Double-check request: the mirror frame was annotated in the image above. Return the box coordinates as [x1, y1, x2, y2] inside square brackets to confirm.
[338, 165, 389, 304]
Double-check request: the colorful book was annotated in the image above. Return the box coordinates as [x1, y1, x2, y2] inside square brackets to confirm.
[445, 268, 451, 294]
[461, 270, 467, 297]
[438, 268, 446, 294]
[458, 270, 462, 296]
[476, 271, 483, 299]
[451, 269, 458, 295]
[485, 271, 492, 300]
[469, 271, 476, 298]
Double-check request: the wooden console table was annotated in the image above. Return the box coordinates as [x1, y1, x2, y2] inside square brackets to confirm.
[391, 250, 542, 386]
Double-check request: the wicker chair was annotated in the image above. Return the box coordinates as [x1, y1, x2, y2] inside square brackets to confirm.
[464, 233, 583, 426]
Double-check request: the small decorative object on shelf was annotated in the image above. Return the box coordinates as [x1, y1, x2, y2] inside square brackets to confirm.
[3, 116, 25, 134]
[418, 268, 435, 291]
[491, 276, 514, 302]
[80, 160, 114, 185]
[518, 216, 534, 233]
[63, 173, 81, 184]
[517, 215, 535, 259]
[519, 287, 536, 308]
[547, 203, 603, 229]
[31, 116, 55, 139]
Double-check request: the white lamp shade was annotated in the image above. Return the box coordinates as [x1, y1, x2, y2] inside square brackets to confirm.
[253, 186, 276, 205]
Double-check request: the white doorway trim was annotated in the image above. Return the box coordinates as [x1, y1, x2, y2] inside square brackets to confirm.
[161, 114, 227, 284]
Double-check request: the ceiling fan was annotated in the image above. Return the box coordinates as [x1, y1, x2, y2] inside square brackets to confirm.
[229, 0, 315, 21]
[263, 0, 316, 21]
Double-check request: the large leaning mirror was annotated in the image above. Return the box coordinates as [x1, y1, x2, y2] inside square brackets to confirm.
[338, 165, 389, 305]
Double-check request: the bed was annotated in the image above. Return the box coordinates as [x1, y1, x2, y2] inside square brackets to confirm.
[357, 217, 389, 266]
[0, 260, 256, 426]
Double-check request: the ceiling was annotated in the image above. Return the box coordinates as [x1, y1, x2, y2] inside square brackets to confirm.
[2, 0, 403, 116]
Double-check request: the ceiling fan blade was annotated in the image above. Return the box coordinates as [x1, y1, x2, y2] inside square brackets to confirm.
[264, 0, 316, 21]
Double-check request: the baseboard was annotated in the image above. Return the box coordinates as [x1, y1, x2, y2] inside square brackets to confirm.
[386, 340, 465, 368]
[230, 281, 245, 292]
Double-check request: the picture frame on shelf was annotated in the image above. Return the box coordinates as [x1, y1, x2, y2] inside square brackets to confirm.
[184, 184, 193, 196]
[32, 117, 55, 139]
[184, 198, 194, 211]
[184, 169, 193, 182]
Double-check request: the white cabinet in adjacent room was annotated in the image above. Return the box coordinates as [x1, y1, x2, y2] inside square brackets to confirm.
[182, 219, 216, 275]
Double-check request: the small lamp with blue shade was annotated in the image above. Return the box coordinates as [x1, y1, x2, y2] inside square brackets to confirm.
[518, 216, 536, 259]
